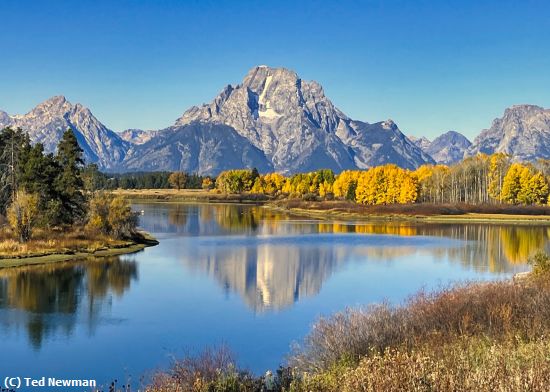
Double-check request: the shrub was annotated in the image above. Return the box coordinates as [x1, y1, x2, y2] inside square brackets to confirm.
[108, 196, 138, 239]
[147, 346, 261, 392]
[86, 192, 112, 234]
[529, 251, 550, 275]
[302, 193, 318, 201]
[86, 193, 137, 239]
[7, 190, 39, 242]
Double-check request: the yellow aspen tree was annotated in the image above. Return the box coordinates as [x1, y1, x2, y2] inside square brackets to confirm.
[374, 167, 388, 205]
[355, 170, 375, 204]
[529, 172, 549, 205]
[282, 179, 292, 195]
[501, 163, 523, 204]
[517, 165, 533, 204]
[399, 175, 418, 203]
[488, 153, 511, 202]
[251, 177, 265, 194]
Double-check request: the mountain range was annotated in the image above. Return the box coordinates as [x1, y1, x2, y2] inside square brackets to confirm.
[1, 66, 549, 174]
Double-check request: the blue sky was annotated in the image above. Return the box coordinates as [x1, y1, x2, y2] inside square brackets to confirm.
[1, 0, 549, 139]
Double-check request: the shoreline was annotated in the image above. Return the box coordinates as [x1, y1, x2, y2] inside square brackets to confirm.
[0, 231, 159, 269]
[272, 206, 550, 225]
[113, 189, 550, 224]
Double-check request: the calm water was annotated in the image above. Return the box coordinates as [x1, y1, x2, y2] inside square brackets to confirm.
[0, 203, 544, 389]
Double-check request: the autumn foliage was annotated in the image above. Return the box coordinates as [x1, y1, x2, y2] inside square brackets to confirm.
[212, 153, 550, 207]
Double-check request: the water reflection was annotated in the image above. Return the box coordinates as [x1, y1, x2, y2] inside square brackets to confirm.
[1, 203, 548, 346]
[136, 204, 545, 312]
[181, 237, 348, 312]
[0, 257, 138, 349]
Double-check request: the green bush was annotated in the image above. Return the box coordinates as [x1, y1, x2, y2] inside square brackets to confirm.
[529, 251, 550, 275]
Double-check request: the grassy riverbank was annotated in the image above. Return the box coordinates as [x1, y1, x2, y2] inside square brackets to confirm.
[0, 228, 158, 269]
[143, 253, 550, 392]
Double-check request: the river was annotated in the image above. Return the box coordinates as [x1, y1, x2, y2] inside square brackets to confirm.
[0, 202, 541, 390]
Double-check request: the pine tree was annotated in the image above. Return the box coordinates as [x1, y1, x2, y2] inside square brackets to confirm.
[0, 127, 28, 212]
[19, 143, 60, 219]
[54, 129, 86, 224]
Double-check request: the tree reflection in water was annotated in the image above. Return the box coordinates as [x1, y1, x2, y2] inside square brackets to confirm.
[0, 257, 138, 349]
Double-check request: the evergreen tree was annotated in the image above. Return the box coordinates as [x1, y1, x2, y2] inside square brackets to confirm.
[0, 127, 28, 212]
[19, 143, 60, 219]
[54, 129, 86, 224]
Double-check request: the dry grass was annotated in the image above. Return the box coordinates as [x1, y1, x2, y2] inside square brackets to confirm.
[300, 338, 550, 392]
[112, 189, 270, 203]
[290, 277, 550, 372]
[0, 226, 132, 259]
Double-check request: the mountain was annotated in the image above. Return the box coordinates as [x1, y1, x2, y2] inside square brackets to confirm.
[466, 105, 550, 161]
[414, 131, 471, 165]
[121, 122, 273, 174]
[410, 136, 431, 151]
[427, 131, 471, 164]
[175, 65, 434, 173]
[0, 96, 128, 169]
[119, 129, 159, 145]
[339, 120, 435, 169]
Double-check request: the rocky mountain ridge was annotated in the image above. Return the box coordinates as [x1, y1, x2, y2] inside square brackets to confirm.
[465, 105, 550, 161]
[176, 66, 434, 172]
[0, 96, 128, 169]
[1, 68, 548, 174]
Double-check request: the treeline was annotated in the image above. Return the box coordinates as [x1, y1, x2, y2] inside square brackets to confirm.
[210, 154, 550, 206]
[0, 127, 136, 243]
[82, 167, 208, 190]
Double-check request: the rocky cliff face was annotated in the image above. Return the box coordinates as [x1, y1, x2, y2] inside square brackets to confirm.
[121, 122, 273, 175]
[176, 66, 433, 173]
[0, 96, 129, 169]
[341, 120, 435, 170]
[466, 105, 550, 161]
[119, 129, 159, 145]
[410, 136, 432, 151]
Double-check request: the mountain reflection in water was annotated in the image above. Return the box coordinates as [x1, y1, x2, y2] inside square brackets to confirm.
[137, 204, 544, 312]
